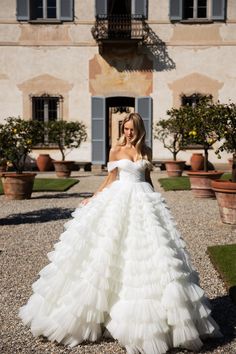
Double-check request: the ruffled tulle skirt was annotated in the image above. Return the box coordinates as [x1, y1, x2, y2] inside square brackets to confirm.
[19, 180, 220, 353]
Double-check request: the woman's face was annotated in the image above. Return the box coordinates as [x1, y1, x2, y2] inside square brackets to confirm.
[123, 120, 134, 143]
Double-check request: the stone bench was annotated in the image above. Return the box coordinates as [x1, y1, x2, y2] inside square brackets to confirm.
[74, 162, 92, 172]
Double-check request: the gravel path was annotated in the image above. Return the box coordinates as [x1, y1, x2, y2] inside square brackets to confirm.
[0, 170, 235, 354]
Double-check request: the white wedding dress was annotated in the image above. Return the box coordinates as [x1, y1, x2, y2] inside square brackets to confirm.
[19, 159, 220, 354]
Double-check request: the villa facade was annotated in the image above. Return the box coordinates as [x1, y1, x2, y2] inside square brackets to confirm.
[0, 0, 235, 166]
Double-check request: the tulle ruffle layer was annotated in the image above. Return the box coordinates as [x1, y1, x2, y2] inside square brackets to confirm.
[19, 180, 220, 353]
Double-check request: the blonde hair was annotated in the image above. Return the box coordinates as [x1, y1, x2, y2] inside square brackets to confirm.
[118, 113, 151, 162]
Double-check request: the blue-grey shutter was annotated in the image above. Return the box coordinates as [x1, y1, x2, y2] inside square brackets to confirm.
[169, 0, 183, 21]
[135, 97, 152, 148]
[60, 0, 74, 21]
[95, 0, 107, 18]
[91, 97, 106, 164]
[132, 0, 147, 19]
[16, 0, 30, 20]
[211, 0, 225, 20]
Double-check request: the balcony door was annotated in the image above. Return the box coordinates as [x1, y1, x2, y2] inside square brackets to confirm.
[108, 0, 131, 15]
[95, 0, 147, 19]
[108, 0, 131, 39]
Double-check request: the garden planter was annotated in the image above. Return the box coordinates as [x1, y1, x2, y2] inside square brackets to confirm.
[0, 164, 7, 172]
[164, 160, 185, 177]
[187, 171, 224, 198]
[36, 154, 54, 171]
[1, 172, 36, 200]
[211, 180, 236, 224]
[190, 153, 204, 171]
[53, 161, 74, 177]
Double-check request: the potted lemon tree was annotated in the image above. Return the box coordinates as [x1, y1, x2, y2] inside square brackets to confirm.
[46, 120, 87, 177]
[0, 117, 44, 199]
[184, 96, 224, 198]
[154, 107, 188, 177]
[211, 101, 236, 224]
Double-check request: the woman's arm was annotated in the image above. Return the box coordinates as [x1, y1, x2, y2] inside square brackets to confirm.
[145, 169, 154, 188]
[93, 168, 118, 196]
[145, 146, 154, 188]
[80, 148, 118, 205]
[94, 148, 118, 194]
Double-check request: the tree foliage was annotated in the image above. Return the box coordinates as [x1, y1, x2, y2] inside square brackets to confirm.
[154, 106, 190, 161]
[181, 95, 219, 172]
[47, 120, 87, 161]
[156, 95, 236, 179]
[0, 117, 44, 173]
[214, 102, 236, 182]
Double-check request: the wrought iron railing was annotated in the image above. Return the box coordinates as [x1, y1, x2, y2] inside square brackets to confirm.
[91, 15, 144, 41]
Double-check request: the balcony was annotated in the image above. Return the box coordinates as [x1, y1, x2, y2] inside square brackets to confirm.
[91, 15, 144, 43]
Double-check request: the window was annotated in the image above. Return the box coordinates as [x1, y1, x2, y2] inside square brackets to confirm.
[169, 0, 226, 22]
[32, 96, 60, 122]
[183, 0, 207, 20]
[31, 0, 57, 20]
[181, 93, 202, 107]
[32, 95, 62, 144]
[16, 0, 74, 22]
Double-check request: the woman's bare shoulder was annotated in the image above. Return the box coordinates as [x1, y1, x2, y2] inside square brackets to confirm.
[109, 146, 122, 161]
[110, 145, 122, 153]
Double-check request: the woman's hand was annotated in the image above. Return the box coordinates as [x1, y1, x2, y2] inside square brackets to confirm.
[80, 197, 91, 206]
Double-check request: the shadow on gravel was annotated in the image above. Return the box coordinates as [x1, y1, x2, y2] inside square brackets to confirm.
[0, 208, 74, 225]
[32, 192, 93, 199]
[199, 295, 236, 352]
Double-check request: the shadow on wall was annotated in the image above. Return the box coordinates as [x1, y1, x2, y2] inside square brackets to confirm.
[142, 21, 176, 72]
[95, 21, 176, 72]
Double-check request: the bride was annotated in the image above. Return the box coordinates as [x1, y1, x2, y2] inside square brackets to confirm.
[19, 113, 221, 354]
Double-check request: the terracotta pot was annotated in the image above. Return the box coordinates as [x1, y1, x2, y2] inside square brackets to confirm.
[36, 154, 53, 172]
[1, 172, 37, 200]
[211, 179, 236, 224]
[187, 171, 224, 198]
[228, 158, 233, 167]
[190, 153, 204, 171]
[53, 161, 74, 177]
[164, 160, 185, 177]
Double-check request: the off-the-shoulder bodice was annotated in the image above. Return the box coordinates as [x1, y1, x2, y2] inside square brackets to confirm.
[107, 159, 149, 183]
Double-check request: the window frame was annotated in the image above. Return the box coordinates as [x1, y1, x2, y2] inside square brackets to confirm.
[30, 0, 60, 22]
[32, 95, 61, 122]
[183, 0, 209, 21]
[169, 0, 226, 23]
[181, 93, 203, 107]
[16, 0, 74, 23]
[31, 94, 63, 147]
[37, 0, 59, 21]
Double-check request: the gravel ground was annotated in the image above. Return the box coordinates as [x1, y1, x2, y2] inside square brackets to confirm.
[0, 170, 235, 354]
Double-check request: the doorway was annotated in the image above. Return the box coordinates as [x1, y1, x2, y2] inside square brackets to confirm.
[108, 0, 132, 39]
[106, 96, 135, 161]
[91, 96, 152, 165]
[108, 0, 131, 15]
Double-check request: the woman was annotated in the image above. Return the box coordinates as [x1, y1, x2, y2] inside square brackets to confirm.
[19, 113, 220, 354]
